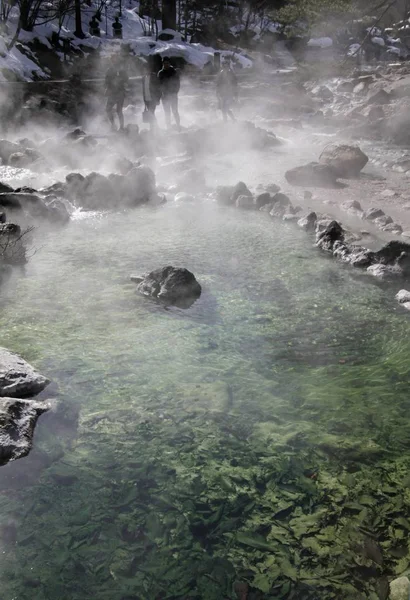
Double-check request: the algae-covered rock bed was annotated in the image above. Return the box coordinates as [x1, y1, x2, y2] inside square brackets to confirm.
[0, 203, 410, 599]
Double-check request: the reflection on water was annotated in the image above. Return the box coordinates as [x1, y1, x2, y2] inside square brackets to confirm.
[0, 202, 410, 599]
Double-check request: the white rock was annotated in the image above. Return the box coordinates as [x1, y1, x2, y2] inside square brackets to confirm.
[395, 289, 410, 303]
[403, 302, 410, 311]
[381, 189, 398, 198]
[389, 576, 410, 600]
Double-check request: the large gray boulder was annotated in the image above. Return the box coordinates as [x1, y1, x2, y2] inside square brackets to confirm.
[0, 397, 50, 465]
[131, 266, 201, 308]
[319, 144, 368, 178]
[285, 162, 338, 187]
[0, 347, 50, 397]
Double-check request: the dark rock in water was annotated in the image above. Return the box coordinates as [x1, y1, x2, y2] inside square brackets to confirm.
[364, 207, 385, 221]
[254, 192, 272, 209]
[316, 220, 344, 251]
[374, 241, 410, 268]
[0, 397, 50, 466]
[382, 222, 403, 234]
[232, 181, 252, 202]
[272, 192, 291, 207]
[0, 182, 13, 194]
[66, 172, 85, 186]
[0, 223, 27, 265]
[65, 128, 86, 141]
[285, 162, 338, 187]
[298, 211, 317, 232]
[0, 192, 23, 210]
[0, 212, 6, 223]
[319, 144, 368, 177]
[133, 266, 201, 308]
[14, 186, 37, 194]
[367, 89, 391, 105]
[374, 215, 393, 227]
[122, 165, 156, 206]
[367, 263, 403, 279]
[0, 347, 50, 398]
[236, 195, 255, 209]
[215, 185, 235, 206]
[45, 198, 70, 223]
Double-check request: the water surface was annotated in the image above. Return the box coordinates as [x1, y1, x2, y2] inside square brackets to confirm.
[1, 201, 410, 600]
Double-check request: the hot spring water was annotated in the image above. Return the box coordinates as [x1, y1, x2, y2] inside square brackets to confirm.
[0, 199, 409, 598]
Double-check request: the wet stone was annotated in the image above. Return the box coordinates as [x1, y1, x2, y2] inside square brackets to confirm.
[389, 576, 410, 600]
[395, 289, 410, 303]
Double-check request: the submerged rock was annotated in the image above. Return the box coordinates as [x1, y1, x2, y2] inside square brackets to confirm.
[0, 347, 50, 398]
[132, 266, 202, 308]
[0, 397, 50, 466]
[319, 144, 368, 177]
[285, 162, 338, 187]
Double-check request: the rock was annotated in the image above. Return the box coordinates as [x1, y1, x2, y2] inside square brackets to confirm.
[232, 181, 252, 202]
[215, 185, 235, 206]
[367, 263, 402, 280]
[366, 89, 392, 105]
[0, 212, 6, 223]
[0, 223, 27, 265]
[0, 182, 13, 194]
[297, 211, 317, 232]
[316, 220, 344, 252]
[0, 140, 23, 164]
[402, 231, 410, 238]
[147, 193, 166, 206]
[403, 302, 410, 311]
[0, 397, 50, 465]
[319, 144, 368, 177]
[304, 190, 313, 200]
[134, 266, 202, 307]
[341, 199, 363, 215]
[337, 80, 355, 93]
[124, 165, 156, 205]
[374, 240, 410, 269]
[362, 105, 384, 121]
[381, 189, 398, 198]
[177, 168, 206, 193]
[45, 198, 70, 223]
[81, 172, 115, 209]
[254, 192, 272, 209]
[236, 195, 255, 209]
[382, 223, 403, 234]
[174, 192, 195, 202]
[364, 207, 385, 221]
[8, 149, 41, 168]
[395, 289, 410, 303]
[264, 183, 281, 194]
[316, 217, 334, 233]
[282, 213, 299, 222]
[0, 347, 50, 397]
[65, 128, 86, 141]
[374, 215, 393, 227]
[312, 85, 333, 101]
[285, 162, 338, 187]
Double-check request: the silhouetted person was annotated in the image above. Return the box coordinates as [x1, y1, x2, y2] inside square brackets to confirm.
[105, 57, 128, 130]
[112, 16, 123, 38]
[158, 56, 180, 129]
[216, 64, 237, 122]
[142, 63, 161, 131]
[89, 16, 100, 36]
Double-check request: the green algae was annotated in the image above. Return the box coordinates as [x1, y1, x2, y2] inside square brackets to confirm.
[1, 205, 410, 598]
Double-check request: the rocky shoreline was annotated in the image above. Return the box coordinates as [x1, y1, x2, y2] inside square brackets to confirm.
[0, 347, 51, 465]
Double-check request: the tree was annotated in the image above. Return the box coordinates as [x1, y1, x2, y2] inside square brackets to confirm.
[162, 0, 176, 30]
[74, 0, 84, 37]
